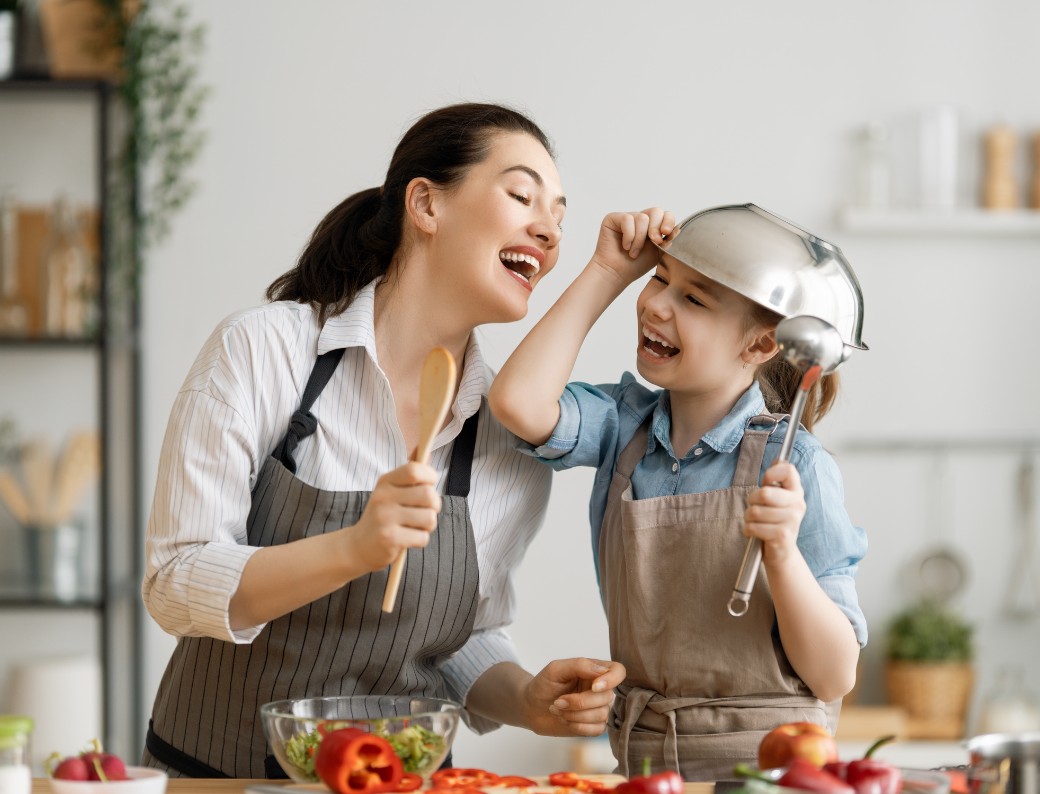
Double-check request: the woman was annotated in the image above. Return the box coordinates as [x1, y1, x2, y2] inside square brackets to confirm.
[141, 103, 624, 778]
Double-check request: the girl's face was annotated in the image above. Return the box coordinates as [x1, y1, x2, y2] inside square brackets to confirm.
[635, 254, 765, 397]
[425, 131, 566, 324]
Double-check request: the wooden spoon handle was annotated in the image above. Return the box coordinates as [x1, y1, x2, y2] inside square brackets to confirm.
[382, 347, 456, 613]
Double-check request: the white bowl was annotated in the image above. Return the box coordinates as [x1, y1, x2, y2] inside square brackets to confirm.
[47, 766, 168, 794]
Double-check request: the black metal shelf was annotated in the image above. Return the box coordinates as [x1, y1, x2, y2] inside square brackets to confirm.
[1, 76, 142, 763]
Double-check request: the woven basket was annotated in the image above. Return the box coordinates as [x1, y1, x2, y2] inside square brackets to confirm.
[885, 661, 974, 721]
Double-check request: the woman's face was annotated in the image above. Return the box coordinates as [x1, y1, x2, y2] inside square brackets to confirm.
[635, 254, 762, 397]
[426, 131, 566, 323]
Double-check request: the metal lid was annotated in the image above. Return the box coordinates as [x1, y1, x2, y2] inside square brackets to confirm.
[657, 203, 868, 353]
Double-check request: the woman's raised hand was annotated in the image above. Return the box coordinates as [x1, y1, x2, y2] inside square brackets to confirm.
[590, 207, 675, 287]
[344, 461, 442, 573]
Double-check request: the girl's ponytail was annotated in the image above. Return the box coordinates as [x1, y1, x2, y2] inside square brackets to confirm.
[748, 303, 841, 433]
[757, 357, 839, 434]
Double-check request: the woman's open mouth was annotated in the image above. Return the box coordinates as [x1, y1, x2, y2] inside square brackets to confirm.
[499, 251, 541, 286]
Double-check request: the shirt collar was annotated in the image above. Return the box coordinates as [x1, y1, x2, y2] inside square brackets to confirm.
[647, 381, 769, 457]
[316, 278, 488, 422]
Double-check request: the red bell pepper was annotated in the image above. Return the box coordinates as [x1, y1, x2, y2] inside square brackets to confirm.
[777, 758, 855, 794]
[315, 727, 405, 794]
[824, 736, 902, 794]
[491, 776, 539, 788]
[612, 758, 683, 794]
[431, 768, 502, 788]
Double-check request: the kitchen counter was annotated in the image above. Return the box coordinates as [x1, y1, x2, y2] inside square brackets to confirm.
[31, 782, 718, 794]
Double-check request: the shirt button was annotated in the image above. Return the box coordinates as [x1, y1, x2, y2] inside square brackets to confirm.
[693, 448, 704, 456]
[671, 462, 679, 472]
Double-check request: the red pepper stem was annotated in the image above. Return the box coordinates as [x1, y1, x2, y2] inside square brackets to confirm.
[641, 758, 651, 778]
[864, 735, 897, 760]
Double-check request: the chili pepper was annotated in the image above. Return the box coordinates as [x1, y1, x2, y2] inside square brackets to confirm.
[778, 758, 855, 794]
[823, 736, 902, 794]
[432, 768, 502, 788]
[314, 727, 404, 794]
[612, 758, 683, 794]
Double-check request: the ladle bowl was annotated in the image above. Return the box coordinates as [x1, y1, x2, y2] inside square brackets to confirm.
[776, 315, 847, 374]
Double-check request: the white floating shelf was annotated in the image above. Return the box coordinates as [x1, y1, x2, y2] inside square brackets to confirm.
[837, 207, 1040, 236]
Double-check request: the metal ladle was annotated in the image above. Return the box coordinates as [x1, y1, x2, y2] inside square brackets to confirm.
[727, 315, 847, 617]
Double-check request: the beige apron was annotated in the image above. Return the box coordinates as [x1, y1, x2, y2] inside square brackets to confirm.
[602, 415, 839, 781]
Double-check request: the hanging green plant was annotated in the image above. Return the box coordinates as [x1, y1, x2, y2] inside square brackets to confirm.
[96, 0, 208, 303]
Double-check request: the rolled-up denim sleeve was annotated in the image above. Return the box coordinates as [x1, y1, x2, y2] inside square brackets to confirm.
[792, 445, 869, 647]
[520, 382, 621, 470]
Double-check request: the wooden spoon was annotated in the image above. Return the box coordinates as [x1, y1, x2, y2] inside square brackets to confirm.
[381, 346, 457, 613]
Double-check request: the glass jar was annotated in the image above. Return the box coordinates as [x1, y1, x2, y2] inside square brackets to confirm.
[0, 715, 33, 794]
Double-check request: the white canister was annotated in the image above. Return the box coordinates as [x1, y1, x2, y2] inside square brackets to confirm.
[918, 104, 961, 210]
[0, 715, 33, 794]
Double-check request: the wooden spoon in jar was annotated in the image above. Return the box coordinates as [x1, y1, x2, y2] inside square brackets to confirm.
[381, 347, 457, 613]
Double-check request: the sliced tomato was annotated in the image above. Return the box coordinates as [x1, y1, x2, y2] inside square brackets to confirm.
[431, 769, 501, 788]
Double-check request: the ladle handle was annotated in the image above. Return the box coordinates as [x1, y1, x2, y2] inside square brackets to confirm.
[728, 366, 820, 617]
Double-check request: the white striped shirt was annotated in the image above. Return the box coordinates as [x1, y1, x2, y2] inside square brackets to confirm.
[142, 280, 552, 731]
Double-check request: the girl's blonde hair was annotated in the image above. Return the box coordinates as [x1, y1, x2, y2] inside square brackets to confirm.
[746, 303, 840, 434]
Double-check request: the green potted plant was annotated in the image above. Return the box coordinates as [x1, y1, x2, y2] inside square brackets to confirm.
[885, 599, 974, 739]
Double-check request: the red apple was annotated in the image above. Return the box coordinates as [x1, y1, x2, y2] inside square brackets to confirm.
[758, 721, 839, 770]
[51, 756, 91, 781]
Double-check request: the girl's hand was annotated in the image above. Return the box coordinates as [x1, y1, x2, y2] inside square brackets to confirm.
[744, 461, 807, 565]
[342, 461, 441, 573]
[590, 207, 676, 287]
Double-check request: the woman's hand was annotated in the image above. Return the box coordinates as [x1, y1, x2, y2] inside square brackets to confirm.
[590, 208, 675, 288]
[524, 658, 626, 737]
[341, 461, 441, 573]
[744, 461, 807, 566]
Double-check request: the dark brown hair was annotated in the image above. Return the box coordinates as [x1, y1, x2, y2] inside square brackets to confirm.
[746, 303, 840, 433]
[266, 103, 554, 324]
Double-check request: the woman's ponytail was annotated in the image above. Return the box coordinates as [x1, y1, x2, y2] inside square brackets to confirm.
[266, 186, 400, 325]
[266, 102, 554, 326]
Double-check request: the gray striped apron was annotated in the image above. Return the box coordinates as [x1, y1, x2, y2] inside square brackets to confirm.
[143, 349, 480, 778]
[602, 415, 838, 782]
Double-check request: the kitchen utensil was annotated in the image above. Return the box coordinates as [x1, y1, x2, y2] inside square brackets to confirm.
[50, 430, 100, 526]
[382, 347, 456, 613]
[967, 732, 1040, 794]
[654, 203, 868, 359]
[906, 454, 968, 605]
[728, 316, 846, 617]
[259, 695, 461, 783]
[1004, 454, 1040, 620]
[21, 439, 54, 525]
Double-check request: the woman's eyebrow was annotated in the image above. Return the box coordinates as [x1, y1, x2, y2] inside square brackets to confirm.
[501, 165, 567, 207]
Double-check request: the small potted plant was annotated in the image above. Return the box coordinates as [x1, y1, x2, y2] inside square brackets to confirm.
[885, 599, 974, 739]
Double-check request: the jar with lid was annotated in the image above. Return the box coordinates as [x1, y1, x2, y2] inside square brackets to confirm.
[0, 715, 33, 794]
[977, 664, 1040, 734]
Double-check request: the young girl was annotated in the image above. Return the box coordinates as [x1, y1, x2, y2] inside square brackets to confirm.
[489, 204, 868, 781]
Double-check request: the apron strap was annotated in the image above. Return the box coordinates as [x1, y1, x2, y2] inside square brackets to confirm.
[445, 408, 479, 498]
[272, 348, 346, 474]
[732, 413, 786, 487]
[616, 416, 654, 480]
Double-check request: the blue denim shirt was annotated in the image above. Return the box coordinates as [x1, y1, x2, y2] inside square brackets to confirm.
[523, 373, 868, 646]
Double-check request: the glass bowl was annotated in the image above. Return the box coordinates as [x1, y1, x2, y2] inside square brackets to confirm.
[259, 695, 462, 784]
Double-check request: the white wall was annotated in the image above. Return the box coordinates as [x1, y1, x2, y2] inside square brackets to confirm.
[132, 0, 1040, 774]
